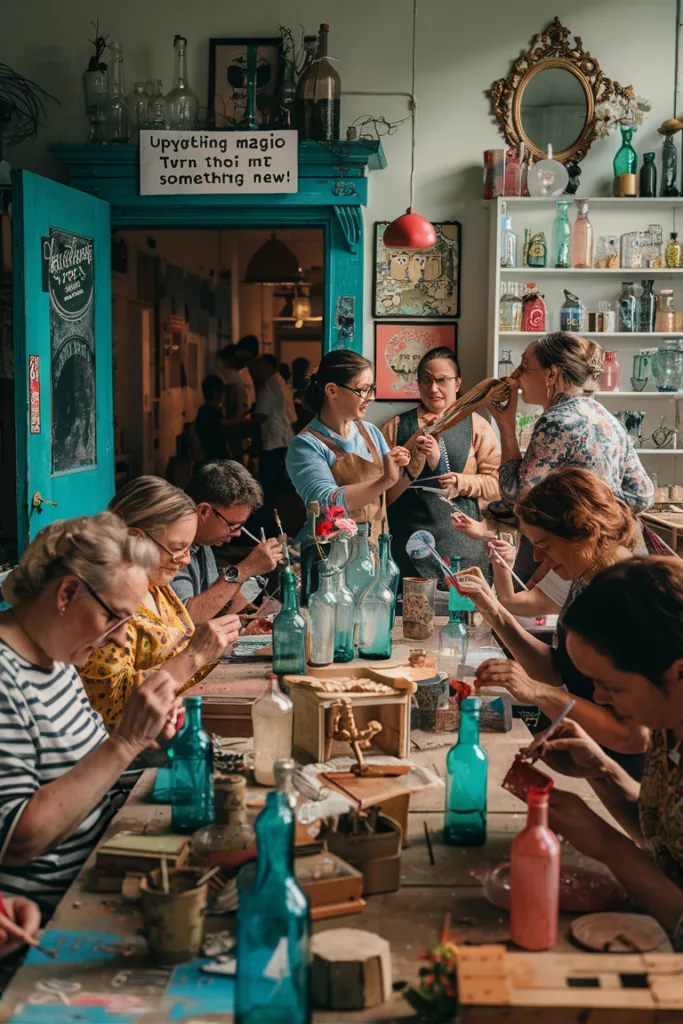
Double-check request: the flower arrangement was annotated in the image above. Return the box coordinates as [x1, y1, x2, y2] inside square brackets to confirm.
[594, 88, 651, 139]
[403, 936, 460, 1020]
[314, 505, 358, 541]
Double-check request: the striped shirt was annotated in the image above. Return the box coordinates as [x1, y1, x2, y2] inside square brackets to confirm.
[0, 639, 123, 915]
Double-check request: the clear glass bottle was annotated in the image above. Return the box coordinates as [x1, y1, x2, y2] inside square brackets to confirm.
[164, 35, 199, 130]
[661, 134, 679, 197]
[599, 350, 620, 392]
[102, 41, 130, 143]
[128, 82, 148, 143]
[510, 786, 560, 950]
[638, 279, 656, 333]
[332, 568, 355, 663]
[308, 568, 337, 667]
[640, 152, 657, 198]
[617, 282, 637, 333]
[500, 215, 517, 268]
[170, 696, 214, 833]
[272, 568, 307, 676]
[551, 201, 571, 268]
[379, 530, 400, 628]
[438, 606, 467, 679]
[499, 282, 523, 332]
[571, 199, 593, 269]
[236, 766, 310, 1024]
[444, 696, 487, 846]
[357, 539, 393, 660]
[498, 348, 514, 378]
[82, 65, 108, 144]
[252, 674, 294, 785]
[345, 522, 376, 601]
[559, 289, 584, 332]
[665, 232, 682, 269]
[145, 79, 166, 129]
[192, 774, 256, 872]
[295, 23, 341, 141]
[655, 289, 676, 332]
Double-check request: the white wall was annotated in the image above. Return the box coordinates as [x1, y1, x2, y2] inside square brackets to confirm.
[4, 0, 679, 425]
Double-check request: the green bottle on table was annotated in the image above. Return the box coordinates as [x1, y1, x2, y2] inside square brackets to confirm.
[272, 566, 307, 676]
[170, 696, 214, 833]
[444, 696, 487, 846]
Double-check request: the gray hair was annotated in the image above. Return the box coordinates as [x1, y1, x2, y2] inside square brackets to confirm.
[3, 512, 159, 604]
[186, 461, 264, 510]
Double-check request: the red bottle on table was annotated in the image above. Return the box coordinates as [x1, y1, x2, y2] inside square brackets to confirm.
[510, 785, 560, 950]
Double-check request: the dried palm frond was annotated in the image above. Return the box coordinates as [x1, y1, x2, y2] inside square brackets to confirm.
[422, 377, 510, 437]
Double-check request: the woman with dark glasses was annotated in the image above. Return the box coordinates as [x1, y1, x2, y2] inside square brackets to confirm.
[286, 351, 410, 541]
[381, 347, 500, 582]
[80, 476, 240, 730]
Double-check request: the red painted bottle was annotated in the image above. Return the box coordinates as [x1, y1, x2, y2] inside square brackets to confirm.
[521, 282, 547, 332]
[510, 785, 560, 950]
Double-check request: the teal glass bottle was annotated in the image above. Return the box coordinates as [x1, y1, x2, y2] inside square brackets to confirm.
[307, 567, 337, 667]
[332, 568, 355, 663]
[551, 201, 571, 269]
[444, 696, 487, 846]
[613, 125, 637, 178]
[379, 530, 400, 628]
[448, 556, 476, 616]
[236, 763, 311, 1024]
[170, 696, 214, 833]
[357, 539, 393, 660]
[272, 567, 307, 675]
[438, 606, 467, 680]
[345, 522, 376, 601]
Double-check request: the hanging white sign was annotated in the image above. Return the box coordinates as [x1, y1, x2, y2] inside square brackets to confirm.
[139, 129, 298, 195]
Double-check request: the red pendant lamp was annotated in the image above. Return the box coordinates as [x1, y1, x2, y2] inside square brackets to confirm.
[383, 0, 436, 251]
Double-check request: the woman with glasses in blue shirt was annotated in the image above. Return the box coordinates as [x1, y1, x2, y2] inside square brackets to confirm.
[286, 351, 411, 541]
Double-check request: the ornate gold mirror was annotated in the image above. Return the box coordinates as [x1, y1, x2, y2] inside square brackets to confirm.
[490, 17, 631, 163]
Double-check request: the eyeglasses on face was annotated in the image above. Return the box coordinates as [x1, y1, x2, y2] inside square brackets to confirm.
[141, 529, 192, 564]
[212, 507, 248, 533]
[77, 577, 134, 639]
[418, 374, 459, 386]
[338, 383, 377, 400]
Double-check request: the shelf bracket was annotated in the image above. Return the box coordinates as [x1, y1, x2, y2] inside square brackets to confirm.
[333, 207, 362, 254]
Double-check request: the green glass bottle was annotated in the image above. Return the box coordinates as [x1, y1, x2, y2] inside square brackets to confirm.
[170, 696, 214, 834]
[613, 125, 637, 179]
[445, 696, 487, 847]
[272, 567, 307, 676]
[551, 201, 571, 269]
[332, 568, 355, 663]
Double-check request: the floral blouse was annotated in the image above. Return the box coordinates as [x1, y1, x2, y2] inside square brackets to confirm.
[639, 729, 683, 892]
[79, 585, 197, 731]
[499, 394, 654, 510]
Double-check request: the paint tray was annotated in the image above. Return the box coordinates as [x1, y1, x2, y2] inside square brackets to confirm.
[502, 755, 554, 803]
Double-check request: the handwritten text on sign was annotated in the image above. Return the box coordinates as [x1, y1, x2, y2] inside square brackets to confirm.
[139, 130, 298, 195]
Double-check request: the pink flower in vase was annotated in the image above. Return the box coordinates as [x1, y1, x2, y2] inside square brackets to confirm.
[335, 517, 358, 538]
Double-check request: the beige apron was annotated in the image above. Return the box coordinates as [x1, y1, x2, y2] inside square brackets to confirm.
[303, 420, 386, 541]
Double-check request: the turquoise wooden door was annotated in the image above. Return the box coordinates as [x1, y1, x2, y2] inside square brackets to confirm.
[13, 171, 114, 549]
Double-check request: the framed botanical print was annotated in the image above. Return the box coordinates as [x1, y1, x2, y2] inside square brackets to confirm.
[374, 322, 458, 400]
[373, 221, 461, 319]
[208, 38, 283, 128]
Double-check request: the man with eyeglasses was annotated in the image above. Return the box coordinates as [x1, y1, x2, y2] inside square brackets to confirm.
[170, 461, 283, 624]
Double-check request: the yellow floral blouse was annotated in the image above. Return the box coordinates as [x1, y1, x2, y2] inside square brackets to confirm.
[80, 585, 196, 731]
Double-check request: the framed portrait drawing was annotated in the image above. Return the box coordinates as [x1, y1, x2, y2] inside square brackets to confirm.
[373, 221, 461, 319]
[208, 38, 283, 128]
[374, 322, 458, 400]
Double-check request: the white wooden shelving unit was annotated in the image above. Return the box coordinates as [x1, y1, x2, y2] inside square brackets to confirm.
[488, 196, 683, 486]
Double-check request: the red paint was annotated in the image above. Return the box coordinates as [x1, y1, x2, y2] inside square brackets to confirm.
[502, 755, 553, 803]
[510, 786, 560, 950]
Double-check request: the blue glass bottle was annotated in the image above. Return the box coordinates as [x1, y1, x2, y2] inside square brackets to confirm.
[357, 538, 393, 660]
[236, 766, 310, 1024]
[170, 696, 214, 833]
[444, 696, 487, 846]
[332, 568, 355, 663]
[379, 530, 400, 628]
[273, 567, 307, 675]
[345, 522, 376, 601]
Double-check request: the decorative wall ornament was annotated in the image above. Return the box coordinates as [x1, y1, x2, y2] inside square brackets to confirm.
[374, 322, 457, 400]
[374, 221, 460, 319]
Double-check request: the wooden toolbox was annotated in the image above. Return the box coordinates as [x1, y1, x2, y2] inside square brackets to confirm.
[295, 851, 365, 921]
[185, 677, 270, 738]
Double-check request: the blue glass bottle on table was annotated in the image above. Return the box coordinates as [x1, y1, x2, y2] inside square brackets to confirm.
[357, 538, 394, 660]
[444, 696, 487, 846]
[170, 696, 214, 833]
[236, 761, 310, 1024]
[273, 567, 307, 676]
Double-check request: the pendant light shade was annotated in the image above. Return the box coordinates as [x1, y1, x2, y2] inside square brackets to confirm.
[244, 232, 303, 284]
[383, 0, 435, 251]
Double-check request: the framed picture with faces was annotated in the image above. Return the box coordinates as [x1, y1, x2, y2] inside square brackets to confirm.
[373, 221, 461, 319]
[374, 321, 458, 400]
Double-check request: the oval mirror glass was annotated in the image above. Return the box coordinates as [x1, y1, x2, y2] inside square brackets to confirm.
[520, 66, 588, 155]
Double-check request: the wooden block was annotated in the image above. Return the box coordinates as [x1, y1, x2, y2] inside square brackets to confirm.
[95, 832, 189, 873]
[311, 928, 392, 1010]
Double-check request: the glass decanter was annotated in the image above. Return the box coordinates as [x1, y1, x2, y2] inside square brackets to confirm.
[192, 774, 256, 873]
[357, 538, 393, 660]
[308, 566, 337, 667]
[570, 199, 593, 269]
[252, 674, 293, 786]
[165, 35, 199, 130]
[272, 568, 307, 676]
[551, 201, 571, 268]
[444, 697, 487, 846]
[170, 696, 214, 833]
[102, 41, 129, 143]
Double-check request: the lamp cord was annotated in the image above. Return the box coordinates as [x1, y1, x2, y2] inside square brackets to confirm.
[409, 0, 417, 209]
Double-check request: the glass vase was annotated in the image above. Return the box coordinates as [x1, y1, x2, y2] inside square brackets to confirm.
[82, 68, 107, 144]
[308, 567, 337, 667]
[252, 674, 294, 785]
[551, 201, 571, 268]
[613, 124, 637, 179]
[170, 696, 214, 834]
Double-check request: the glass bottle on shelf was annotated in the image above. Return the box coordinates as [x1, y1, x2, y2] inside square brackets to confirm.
[379, 529, 400, 628]
[638, 279, 656, 333]
[144, 79, 166, 129]
[164, 35, 199, 130]
[272, 567, 307, 676]
[192, 774, 256, 872]
[570, 199, 593, 268]
[332, 567, 355, 663]
[665, 232, 682, 268]
[559, 289, 585, 332]
[640, 152, 657, 198]
[521, 282, 546, 333]
[170, 696, 214, 833]
[500, 215, 517, 268]
[499, 282, 523, 332]
[526, 232, 547, 268]
[252, 674, 294, 785]
[655, 289, 676, 332]
[236, 763, 310, 1024]
[308, 568, 337, 667]
[551, 200, 571, 268]
[613, 124, 638, 179]
[102, 42, 129, 143]
[660, 134, 679, 197]
[295, 23, 341, 141]
[599, 350, 620, 392]
[498, 348, 514, 378]
[345, 522, 376, 601]
[82, 63, 108, 144]
[444, 696, 487, 846]
[357, 539, 393, 660]
[510, 786, 560, 950]
[617, 282, 637, 333]
[128, 82, 148, 143]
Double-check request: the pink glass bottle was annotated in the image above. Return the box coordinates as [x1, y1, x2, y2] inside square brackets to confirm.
[510, 786, 560, 951]
[599, 350, 620, 392]
[571, 199, 593, 269]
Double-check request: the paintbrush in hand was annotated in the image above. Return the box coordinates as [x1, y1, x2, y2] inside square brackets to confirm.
[0, 892, 56, 959]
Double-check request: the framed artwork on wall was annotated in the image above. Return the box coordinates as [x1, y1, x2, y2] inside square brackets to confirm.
[373, 221, 461, 319]
[374, 322, 458, 400]
[208, 37, 283, 128]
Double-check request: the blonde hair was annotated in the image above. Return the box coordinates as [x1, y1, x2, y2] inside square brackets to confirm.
[108, 476, 196, 538]
[3, 512, 158, 605]
[533, 333, 603, 395]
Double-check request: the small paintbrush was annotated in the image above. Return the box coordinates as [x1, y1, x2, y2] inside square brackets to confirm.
[525, 699, 577, 763]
